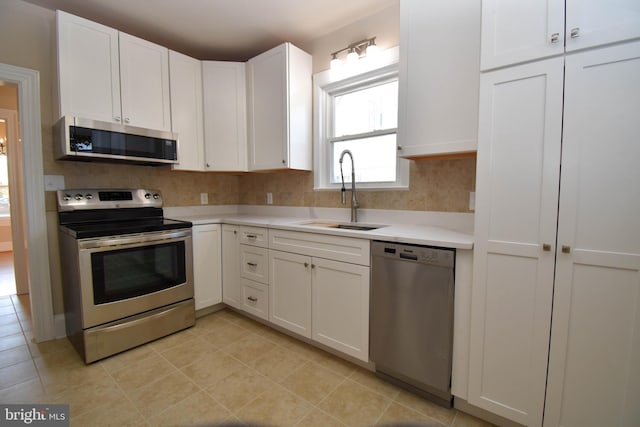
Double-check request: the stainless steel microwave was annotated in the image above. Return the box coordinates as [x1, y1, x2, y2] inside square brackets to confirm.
[54, 116, 178, 166]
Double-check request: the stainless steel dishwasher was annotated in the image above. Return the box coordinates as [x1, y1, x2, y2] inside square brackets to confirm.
[370, 241, 455, 407]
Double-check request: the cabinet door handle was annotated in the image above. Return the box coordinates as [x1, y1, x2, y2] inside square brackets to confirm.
[550, 33, 560, 43]
[247, 296, 258, 302]
[124, 117, 131, 124]
[311, 264, 316, 269]
[246, 234, 257, 239]
[304, 262, 309, 268]
[570, 27, 580, 38]
[247, 262, 258, 267]
[561, 245, 571, 254]
[542, 243, 552, 252]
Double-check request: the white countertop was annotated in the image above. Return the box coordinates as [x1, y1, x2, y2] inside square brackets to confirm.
[171, 213, 474, 250]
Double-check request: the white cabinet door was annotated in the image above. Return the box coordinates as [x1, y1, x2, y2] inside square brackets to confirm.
[222, 225, 241, 309]
[247, 43, 311, 171]
[192, 224, 222, 310]
[170, 50, 204, 171]
[397, 0, 480, 158]
[56, 10, 121, 122]
[480, 0, 565, 70]
[118, 32, 171, 131]
[565, 0, 640, 52]
[312, 258, 370, 362]
[269, 250, 312, 338]
[545, 41, 640, 427]
[202, 61, 247, 171]
[469, 57, 564, 426]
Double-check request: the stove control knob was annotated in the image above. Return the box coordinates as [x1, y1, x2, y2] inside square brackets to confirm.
[144, 193, 151, 199]
[85, 194, 93, 200]
[62, 194, 71, 201]
[153, 193, 160, 200]
[74, 193, 83, 201]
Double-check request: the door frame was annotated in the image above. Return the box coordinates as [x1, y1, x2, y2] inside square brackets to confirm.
[0, 108, 29, 295]
[0, 63, 54, 342]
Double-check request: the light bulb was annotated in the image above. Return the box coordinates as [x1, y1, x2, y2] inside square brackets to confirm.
[366, 42, 380, 58]
[346, 49, 359, 64]
[330, 56, 342, 69]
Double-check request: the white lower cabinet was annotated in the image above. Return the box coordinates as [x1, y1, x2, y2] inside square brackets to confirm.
[221, 225, 241, 309]
[192, 224, 222, 310]
[241, 279, 269, 320]
[311, 257, 370, 362]
[269, 250, 312, 338]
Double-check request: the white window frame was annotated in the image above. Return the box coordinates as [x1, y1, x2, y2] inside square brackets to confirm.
[313, 46, 409, 191]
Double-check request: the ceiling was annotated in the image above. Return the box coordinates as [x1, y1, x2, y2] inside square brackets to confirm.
[23, 0, 398, 61]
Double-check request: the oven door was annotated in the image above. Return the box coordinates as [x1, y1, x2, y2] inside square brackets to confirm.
[77, 229, 193, 328]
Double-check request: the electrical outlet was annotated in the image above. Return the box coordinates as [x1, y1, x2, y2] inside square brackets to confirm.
[266, 192, 273, 205]
[469, 191, 476, 211]
[200, 193, 208, 205]
[44, 175, 65, 191]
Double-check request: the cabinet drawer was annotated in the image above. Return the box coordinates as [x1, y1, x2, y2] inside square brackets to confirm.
[269, 229, 370, 266]
[240, 245, 269, 284]
[241, 279, 268, 320]
[239, 226, 268, 247]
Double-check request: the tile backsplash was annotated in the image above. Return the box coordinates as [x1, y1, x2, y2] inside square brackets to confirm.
[45, 156, 475, 213]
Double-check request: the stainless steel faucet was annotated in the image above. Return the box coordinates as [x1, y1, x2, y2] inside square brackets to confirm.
[339, 149, 359, 222]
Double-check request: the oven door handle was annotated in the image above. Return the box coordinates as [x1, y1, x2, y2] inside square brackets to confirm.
[78, 229, 192, 250]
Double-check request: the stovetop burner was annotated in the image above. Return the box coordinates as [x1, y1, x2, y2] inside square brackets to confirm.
[57, 189, 192, 239]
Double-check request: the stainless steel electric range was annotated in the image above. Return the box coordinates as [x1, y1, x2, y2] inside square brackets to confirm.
[57, 188, 195, 363]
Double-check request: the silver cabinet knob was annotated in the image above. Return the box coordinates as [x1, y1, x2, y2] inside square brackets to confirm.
[114, 116, 121, 122]
[570, 28, 580, 38]
[561, 245, 571, 254]
[124, 117, 131, 124]
[550, 33, 560, 43]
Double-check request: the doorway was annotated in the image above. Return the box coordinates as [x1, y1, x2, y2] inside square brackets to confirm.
[0, 102, 28, 298]
[0, 63, 54, 343]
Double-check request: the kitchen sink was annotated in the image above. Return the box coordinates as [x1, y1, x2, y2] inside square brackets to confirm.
[301, 221, 385, 231]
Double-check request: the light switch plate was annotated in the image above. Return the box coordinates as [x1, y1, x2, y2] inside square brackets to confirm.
[200, 193, 208, 205]
[266, 192, 273, 205]
[469, 191, 476, 211]
[44, 175, 65, 191]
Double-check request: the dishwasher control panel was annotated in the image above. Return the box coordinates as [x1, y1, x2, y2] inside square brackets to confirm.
[373, 241, 455, 268]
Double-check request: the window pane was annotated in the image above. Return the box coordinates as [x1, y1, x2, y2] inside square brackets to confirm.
[331, 134, 397, 184]
[333, 80, 398, 137]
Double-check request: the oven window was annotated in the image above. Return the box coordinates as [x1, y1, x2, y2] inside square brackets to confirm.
[91, 241, 186, 304]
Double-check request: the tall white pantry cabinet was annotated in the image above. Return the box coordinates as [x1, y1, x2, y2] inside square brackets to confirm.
[470, 2, 640, 425]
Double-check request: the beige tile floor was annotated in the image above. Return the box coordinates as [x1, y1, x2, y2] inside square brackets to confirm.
[0, 295, 495, 427]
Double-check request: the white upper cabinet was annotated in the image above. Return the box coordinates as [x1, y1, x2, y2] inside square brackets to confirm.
[565, 0, 640, 53]
[480, 0, 640, 70]
[57, 10, 171, 131]
[480, 0, 565, 70]
[397, 0, 481, 158]
[56, 10, 121, 123]
[202, 61, 248, 172]
[246, 42, 312, 171]
[169, 50, 205, 171]
[118, 33, 171, 131]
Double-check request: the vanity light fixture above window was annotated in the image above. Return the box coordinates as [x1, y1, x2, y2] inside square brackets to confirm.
[330, 37, 380, 69]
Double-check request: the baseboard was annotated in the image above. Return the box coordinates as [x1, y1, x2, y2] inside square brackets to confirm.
[54, 313, 67, 339]
[454, 398, 525, 427]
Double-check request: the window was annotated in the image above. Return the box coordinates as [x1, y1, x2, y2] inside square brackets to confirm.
[313, 47, 409, 190]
